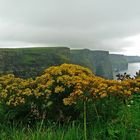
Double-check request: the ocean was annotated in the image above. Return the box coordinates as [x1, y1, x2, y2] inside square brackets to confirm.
[113, 63, 140, 79]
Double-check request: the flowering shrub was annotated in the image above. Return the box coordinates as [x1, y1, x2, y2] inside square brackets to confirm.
[0, 74, 36, 121]
[0, 64, 140, 123]
[0, 75, 34, 106]
[34, 64, 96, 121]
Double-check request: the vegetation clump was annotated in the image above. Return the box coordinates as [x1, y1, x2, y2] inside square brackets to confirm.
[0, 63, 140, 139]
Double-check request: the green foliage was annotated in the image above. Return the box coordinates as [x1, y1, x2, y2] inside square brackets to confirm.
[0, 64, 140, 139]
[135, 70, 140, 78]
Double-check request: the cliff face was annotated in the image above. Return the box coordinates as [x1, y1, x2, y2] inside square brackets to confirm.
[126, 56, 140, 63]
[0, 47, 70, 78]
[70, 49, 95, 72]
[91, 51, 113, 79]
[110, 54, 128, 71]
[70, 49, 113, 79]
[0, 47, 113, 79]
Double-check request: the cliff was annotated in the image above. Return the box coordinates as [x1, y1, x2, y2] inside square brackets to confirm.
[91, 50, 113, 79]
[70, 49, 113, 79]
[70, 49, 95, 72]
[109, 54, 128, 71]
[0, 47, 70, 78]
[126, 56, 140, 63]
[0, 47, 113, 79]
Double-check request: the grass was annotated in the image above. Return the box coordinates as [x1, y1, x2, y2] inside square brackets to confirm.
[1, 100, 140, 140]
[0, 120, 140, 140]
[0, 122, 84, 140]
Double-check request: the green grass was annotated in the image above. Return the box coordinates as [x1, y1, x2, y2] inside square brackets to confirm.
[0, 119, 140, 140]
[0, 122, 84, 140]
[1, 102, 140, 140]
[0, 95, 140, 140]
[0, 47, 70, 78]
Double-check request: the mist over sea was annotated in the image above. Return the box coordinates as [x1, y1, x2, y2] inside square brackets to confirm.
[113, 63, 140, 79]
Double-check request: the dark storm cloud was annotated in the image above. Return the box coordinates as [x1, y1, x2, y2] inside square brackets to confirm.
[0, 0, 140, 54]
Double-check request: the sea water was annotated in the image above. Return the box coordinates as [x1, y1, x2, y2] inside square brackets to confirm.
[113, 63, 140, 79]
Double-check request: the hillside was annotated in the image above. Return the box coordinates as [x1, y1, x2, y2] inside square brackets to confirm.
[2, 47, 140, 79]
[0, 47, 114, 79]
[0, 47, 70, 78]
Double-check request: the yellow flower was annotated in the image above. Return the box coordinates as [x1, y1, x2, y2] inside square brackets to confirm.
[100, 92, 107, 98]
[0, 90, 8, 98]
[55, 86, 65, 93]
[124, 90, 131, 95]
[34, 92, 42, 97]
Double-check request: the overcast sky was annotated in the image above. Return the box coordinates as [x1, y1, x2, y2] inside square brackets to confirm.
[0, 0, 140, 55]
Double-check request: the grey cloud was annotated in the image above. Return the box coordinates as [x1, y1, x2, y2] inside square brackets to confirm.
[0, 0, 140, 54]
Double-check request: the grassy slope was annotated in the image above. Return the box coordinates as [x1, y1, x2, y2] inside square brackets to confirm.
[0, 47, 70, 78]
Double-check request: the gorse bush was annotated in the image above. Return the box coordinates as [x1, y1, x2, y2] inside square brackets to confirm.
[0, 75, 36, 122]
[34, 64, 95, 121]
[0, 64, 140, 124]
